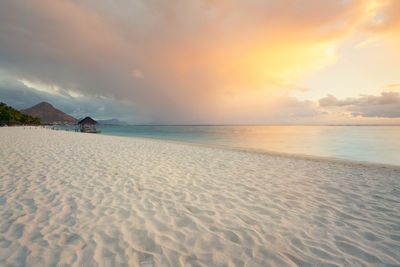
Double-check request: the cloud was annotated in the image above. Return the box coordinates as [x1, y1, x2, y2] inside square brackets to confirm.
[0, 75, 141, 122]
[319, 94, 356, 107]
[131, 69, 144, 79]
[319, 91, 400, 118]
[363, 0, 400, 35]
[0, 70, 321, 124]
[0, 0, 398, 123]
[383, 83, 400, 91]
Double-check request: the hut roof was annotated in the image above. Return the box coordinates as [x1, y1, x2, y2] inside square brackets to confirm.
[78, 117, 98, 125]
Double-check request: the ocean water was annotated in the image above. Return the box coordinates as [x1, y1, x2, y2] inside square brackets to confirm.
[93, 125, 400, 166]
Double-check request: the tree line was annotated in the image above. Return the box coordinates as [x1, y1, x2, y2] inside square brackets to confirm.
[0, 102, 41, 125]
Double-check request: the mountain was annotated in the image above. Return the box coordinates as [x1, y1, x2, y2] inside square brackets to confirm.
[21, 102, 77, 125]
[97, 118, 128, 125]
[0, 102, 41, 125]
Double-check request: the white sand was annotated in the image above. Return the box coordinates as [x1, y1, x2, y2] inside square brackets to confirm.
[0, 127, 399, 266]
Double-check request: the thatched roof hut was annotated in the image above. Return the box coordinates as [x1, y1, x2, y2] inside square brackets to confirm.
[77, 117, 100, 133]
[78, 117, 97, 125]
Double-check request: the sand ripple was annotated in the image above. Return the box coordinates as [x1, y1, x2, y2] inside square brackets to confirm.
[0, 127, 399, 266]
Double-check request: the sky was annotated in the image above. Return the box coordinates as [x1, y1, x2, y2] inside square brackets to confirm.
[1, 0, 400, 124]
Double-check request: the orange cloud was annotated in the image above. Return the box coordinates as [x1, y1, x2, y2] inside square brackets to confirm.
[383, 84, 400, 91]
[364, 0, 400, 33]
[131, 69, 144, 79]
[1, 0, 400, 123]
[362, 0, 400, 46]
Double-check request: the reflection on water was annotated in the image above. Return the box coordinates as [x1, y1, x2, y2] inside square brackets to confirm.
[93, 125, 400, 166]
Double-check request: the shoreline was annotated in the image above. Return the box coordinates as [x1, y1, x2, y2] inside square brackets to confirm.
[4, 126, 400, 171]
[11, 125, 400, 171]
[99, 131, 400, 172]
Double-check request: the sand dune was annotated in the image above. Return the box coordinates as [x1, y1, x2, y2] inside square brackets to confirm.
[0, 127, 399, 266]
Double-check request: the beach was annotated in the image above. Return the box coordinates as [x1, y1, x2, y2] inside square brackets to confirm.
[1, 127, 399, 266]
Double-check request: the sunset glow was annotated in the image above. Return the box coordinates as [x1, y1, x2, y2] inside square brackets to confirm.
[1, 0, 400, 123]
[1, 2, 400, 265]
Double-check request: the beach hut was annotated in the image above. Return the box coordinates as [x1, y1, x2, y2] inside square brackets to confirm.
[78, 117, 101, 133]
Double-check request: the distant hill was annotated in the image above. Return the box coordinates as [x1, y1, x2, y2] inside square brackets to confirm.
[0, 102, 41, 125]
[97, 118, 128, 125]
[21, 102, 77, 125]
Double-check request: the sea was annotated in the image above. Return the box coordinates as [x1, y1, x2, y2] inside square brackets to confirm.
[65, 125, 400, 167]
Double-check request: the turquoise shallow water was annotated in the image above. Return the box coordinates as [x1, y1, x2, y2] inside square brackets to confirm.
[89, 125, 400, 166]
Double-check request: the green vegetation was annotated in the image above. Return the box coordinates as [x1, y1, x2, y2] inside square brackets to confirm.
[0, 102, 41, 125]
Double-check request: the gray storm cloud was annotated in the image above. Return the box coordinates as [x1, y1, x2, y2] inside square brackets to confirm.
[0, 75, 141, 122]
[319, 92, 400, 118]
